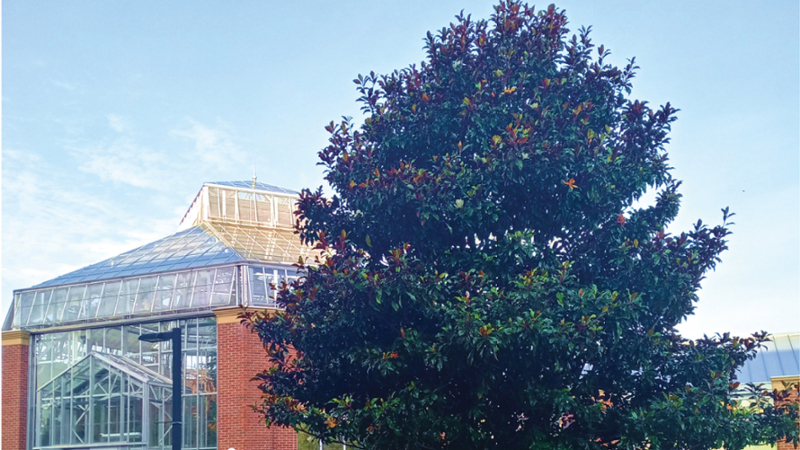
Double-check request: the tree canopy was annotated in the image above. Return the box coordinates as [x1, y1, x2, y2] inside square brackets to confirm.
[245, 2, 799, 450]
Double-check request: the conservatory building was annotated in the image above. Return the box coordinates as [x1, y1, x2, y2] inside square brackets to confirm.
[2, 181, 308, 450]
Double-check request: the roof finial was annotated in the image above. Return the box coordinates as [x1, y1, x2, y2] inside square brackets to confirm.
[252, 162, 257, 189]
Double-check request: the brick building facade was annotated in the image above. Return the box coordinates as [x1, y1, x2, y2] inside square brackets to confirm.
[2, 331, 31, 450]
[2, 181, 306, 450]
[215, 308, 297, 450]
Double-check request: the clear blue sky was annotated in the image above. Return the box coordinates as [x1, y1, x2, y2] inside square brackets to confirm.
[3, 1, 798, 338]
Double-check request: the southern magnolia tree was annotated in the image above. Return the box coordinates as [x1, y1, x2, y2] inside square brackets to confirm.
[246, 3, 799, 450]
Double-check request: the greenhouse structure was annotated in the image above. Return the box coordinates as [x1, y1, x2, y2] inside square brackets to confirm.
[2, 181, 308, 450]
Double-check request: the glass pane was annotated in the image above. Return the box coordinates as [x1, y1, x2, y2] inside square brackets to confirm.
[71, 358, 91, 393]
[266, 270, 279, 304]
[208, 186, 221, 218]
[255, 193, 272, 223]
[87, 328, 104, 353]
[105, 327, 123, 356]
[277, 196, 294, 226]
[214, 267, 234, 285]
[238, 191, 254, 221]
[191, 269, 215, 307]
[116, 279, 139, 315]
[38, 400, 52, 447]
[29, 290, 53, 325]
[148, 398, 163, 447]
[51, 336, 70, 377]
[210, 267, 234, 306]
[73, 395, 88, 444]
[133, 276, 157, 313]
[14, 292, 35, 327]
[36, 334, 53, 362]
[173, 272, 194, 309]
[203, 394, 217, 448]
[92, 391, 108, 443]
[52, 388, 63, 446]
[183, 396, 198, 449]
[46, 288, 69, 323]
[140, 324, 160, 372]
[82, 283, 104, 320]
[129, 393, 144, 442]
[97, 281, 121, 318]
[72, 329, 88, 360]
[108, 388, 121, 441]
[122, 326, 141, 362]
[199, 350, 217, 394]
[38, 362, 52, 388]
[153, 274, 176, 311]
[61, 285, 87, 322]
[224, 189, 236, 220]
[249, 267, 269, 306]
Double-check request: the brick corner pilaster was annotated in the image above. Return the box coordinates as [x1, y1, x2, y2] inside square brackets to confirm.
[214, 307, 297, 450]
[2, 329, 31, 450]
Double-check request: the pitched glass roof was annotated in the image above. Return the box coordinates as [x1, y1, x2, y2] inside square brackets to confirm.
[735, 333, 799, 384]
[40, 351, 172, 392]
[5, 180, 311, 331]
[203, 222, 312, 264]
[207, 181, 299, 195]
[30, 227, 245, 288]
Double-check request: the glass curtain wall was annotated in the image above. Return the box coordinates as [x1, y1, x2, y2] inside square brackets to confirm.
[36, 352, 170, 448]
[33, 317, 218, 450]
[247, 265, 299, 307]
[14, 266, 236, 330]
[206, 185, 295, 227]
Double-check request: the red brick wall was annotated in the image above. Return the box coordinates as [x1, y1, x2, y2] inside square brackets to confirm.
[776, 384, 799, 450]
[2, 340, 30, 450]
[216, 314, 298, 450]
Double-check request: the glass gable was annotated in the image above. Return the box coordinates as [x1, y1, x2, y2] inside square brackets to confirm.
[36, 352, 171, 449]
[33, 318, 218, 450]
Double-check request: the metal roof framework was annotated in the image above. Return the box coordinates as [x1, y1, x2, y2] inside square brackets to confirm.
[35, 351, 172, 449]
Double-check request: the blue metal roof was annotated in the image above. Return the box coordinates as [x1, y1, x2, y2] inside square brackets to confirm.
[735, 333, 799, 384]
[207, 181, 299, 195]
[27, 227, 245, 289]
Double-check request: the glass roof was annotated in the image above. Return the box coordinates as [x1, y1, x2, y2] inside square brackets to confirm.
[5, 180, 312, 331]
[207, 181, 299, 195]
[31, 227, 245, 288]
[40, 351, 172, 392]
[204, 222, 312, 264]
